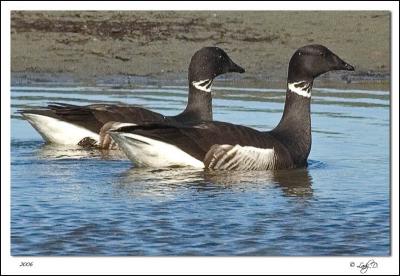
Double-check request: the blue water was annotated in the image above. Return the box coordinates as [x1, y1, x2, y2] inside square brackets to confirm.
[11, 81, 390, 255]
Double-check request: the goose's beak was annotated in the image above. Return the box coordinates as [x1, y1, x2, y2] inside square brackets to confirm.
[228, 60, 245, 73]
[343, 62, 355, 71]
[333, 54, 355, 71]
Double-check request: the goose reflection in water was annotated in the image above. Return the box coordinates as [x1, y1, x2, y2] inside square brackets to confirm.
[34, 143, 126, 160]
[115, 167, 313, 199]
[31, 142, 313, 199]
[203, 169, 313, 198]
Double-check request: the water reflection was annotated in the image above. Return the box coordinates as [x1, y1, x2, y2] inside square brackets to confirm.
[30, 142, 313, 199]
[204, 169, 313, 197]
[34, 143, 126, 160]
[271, 169, 313, 197]
[116, 167, 313, 199]
[114, 168, 205, 199]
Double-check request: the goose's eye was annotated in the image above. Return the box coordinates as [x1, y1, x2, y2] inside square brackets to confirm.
[298, 52, 302, 56]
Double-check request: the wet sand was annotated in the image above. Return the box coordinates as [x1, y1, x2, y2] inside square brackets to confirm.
[11, 11, 390, 87]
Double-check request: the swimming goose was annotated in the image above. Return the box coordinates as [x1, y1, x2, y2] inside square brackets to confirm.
[109, 44, 354, 170]
[20, 47, 244, 148]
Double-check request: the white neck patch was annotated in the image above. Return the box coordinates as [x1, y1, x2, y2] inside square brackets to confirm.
[192, 79, 213, 92]
[288, 81, 312, 98]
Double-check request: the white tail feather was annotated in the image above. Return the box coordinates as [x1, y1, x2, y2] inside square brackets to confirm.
[109, 132, 204, 168]
[22, 113, 99, 145]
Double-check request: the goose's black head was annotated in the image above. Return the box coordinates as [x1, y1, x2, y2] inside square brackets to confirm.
[188, 47, 245, 84]
[288, 44, 354, 82]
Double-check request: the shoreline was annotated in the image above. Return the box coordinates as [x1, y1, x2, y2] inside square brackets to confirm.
[11, 72, 390, 92]
[11, 11, 390, 89]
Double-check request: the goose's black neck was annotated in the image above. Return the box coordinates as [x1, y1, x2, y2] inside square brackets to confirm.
[271, 79, 313, 166]
[174, 84, 213, 123]
[269, 44, 355, 166]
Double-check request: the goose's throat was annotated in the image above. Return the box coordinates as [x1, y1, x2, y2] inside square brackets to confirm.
[288, 81, 313, 98]
[191, 79, 213, 93]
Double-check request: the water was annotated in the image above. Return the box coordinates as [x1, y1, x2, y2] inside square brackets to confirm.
[10, 80, 390, 256]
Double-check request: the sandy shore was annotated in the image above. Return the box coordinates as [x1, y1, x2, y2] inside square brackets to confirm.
[11, 11, 390, 87]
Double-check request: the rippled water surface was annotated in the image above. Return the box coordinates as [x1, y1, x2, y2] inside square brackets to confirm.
[11, 80, 390, 255]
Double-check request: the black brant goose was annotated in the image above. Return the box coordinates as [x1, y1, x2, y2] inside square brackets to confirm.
[109, 44, 354, 170]
[20, 47, 244, 149]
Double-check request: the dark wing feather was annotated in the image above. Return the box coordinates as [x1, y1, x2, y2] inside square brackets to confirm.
[115, 121, 293, 166]
[20, 103, 168, 134]
[88, 105, 167, 126]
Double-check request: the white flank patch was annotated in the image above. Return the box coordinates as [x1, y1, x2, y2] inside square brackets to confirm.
[191, 79, 212, 92]
[22, 113, 99, 145]
[288, 81, 312, 98]
[109, 132, 205, 168]
[209, 144, 276, 170]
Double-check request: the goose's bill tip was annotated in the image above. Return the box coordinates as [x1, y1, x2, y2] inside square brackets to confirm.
[344, 63, 355, 71]
[230, 63, 245, 73]
[236, 66, 245, 73]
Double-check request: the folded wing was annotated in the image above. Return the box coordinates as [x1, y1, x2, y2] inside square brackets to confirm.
[112, 121, 294, 169]
[204, 144, 277, 170]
